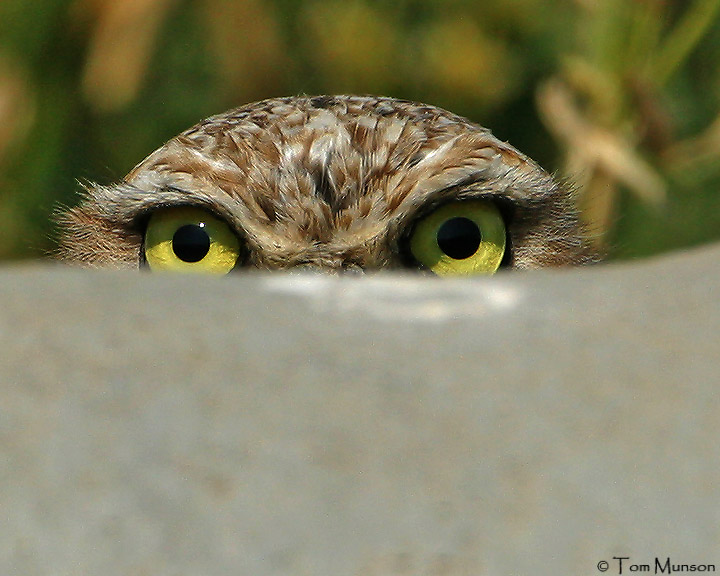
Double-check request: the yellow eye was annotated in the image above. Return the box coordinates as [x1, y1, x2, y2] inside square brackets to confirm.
[409, 200, 506, 276]
[144, 207, 240, 274]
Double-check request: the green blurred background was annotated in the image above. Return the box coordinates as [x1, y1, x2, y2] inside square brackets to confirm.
[0, 0, 718, 261]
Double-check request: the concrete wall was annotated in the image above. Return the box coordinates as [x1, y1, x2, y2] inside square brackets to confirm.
[2, 244, 719, 575]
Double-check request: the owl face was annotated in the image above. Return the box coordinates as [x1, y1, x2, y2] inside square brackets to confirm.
[56, 95, 599, 275]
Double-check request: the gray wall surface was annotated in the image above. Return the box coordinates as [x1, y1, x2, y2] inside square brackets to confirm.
[2, 244, 719, 575]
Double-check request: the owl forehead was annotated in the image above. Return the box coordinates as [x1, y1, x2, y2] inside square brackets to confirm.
[125, 96, 538, 246]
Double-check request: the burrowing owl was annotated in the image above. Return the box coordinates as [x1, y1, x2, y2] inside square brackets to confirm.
[56, 95, 599, 275]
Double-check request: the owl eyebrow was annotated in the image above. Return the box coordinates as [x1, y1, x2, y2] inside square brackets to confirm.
[122, 185, 241, 228]
[418, 172, 509, 206]
[386, 171, 519, 233]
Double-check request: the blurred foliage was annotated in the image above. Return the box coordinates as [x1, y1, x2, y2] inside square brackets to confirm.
[0, 0, 718, 260]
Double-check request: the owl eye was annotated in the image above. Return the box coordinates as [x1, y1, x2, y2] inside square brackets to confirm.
[408, 199, 506, 276]
[144, 207, 241, 274]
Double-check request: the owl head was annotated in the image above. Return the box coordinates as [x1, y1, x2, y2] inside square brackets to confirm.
[56, 95, 599, 275]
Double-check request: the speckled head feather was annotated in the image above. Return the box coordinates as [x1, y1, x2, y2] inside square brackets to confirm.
[55, 95, 599, 271]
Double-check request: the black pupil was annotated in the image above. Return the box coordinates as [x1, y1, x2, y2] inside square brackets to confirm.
[436, 217, 482, 260]
[172, 224, 211, 263]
